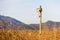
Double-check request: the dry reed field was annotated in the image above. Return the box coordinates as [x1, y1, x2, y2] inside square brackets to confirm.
[0, 26, 60, 40]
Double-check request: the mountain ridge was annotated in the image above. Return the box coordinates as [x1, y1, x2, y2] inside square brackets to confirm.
[0, 15, 60, 30]
[0, 15, 34, 30]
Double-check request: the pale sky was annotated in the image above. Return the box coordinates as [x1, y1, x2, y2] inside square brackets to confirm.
[0, 0, 60, 24]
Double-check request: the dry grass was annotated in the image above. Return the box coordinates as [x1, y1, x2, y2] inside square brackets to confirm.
[0, 30, 39, 40]
[0, 26, 60, 40]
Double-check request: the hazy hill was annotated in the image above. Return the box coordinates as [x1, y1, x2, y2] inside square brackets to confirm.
[0, 15, 23, 25]
[0, 15, 60, 30]
[30, 21, 60, 30]
[0, 15, 34, 30]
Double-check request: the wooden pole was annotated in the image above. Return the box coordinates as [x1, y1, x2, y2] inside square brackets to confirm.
[36, 6, 42, 35]
[39, 12, 42, 35]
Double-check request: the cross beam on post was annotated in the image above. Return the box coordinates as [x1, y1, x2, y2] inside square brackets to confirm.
[36, 5, 42, 35]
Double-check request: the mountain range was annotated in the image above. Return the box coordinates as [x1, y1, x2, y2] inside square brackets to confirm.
[0, 15, 34, 30]
[0, 15, 60, 30]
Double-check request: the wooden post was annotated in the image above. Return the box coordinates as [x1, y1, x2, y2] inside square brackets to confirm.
[39, 12, 42, 35]
[36, 6, 42, 35]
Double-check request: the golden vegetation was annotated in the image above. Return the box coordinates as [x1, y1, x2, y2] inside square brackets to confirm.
[0, 30, 39, 40]
[0, 25, 60, 40]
